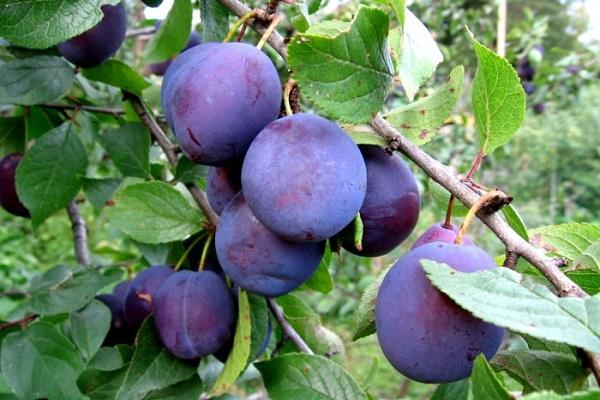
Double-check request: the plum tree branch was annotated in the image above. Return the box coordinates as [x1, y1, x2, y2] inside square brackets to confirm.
[267, 298, 314, 354]
[42, 103, 125, 117]
[67, 200, 91, 267]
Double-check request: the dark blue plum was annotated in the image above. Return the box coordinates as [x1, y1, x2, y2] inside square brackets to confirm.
[124, 265, 174, 330]
[523, 82, 535, 95]
[162, 42, 281, 165]
[411, 222, 474, 249]
[533, 103, 545, 114]
[148, 27, 201, 76]
[376, 242, 505, 383]
[215, 194, 325, 297]
[207, 163, 242, 215]
[97, 293, 133, 346]
[0, 153, 29, 218]
[153, 270, 236, 359]
[341, 145, 420, 256]
[57, 3, 126, 68]
[113, 280, 131, 302]
[242, 113, 367, 243]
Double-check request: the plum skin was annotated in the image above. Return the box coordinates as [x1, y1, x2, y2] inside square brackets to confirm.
[0, 153, 29, 218]
[153, 270, 236, 359]
[215, 194, 325, 297]
[206, 163, 242, 215]
[376, 242, 505, 383]
[411, 222, 474, 249]
[242, 113, 367, 243]
[162, 42, 282, 165]
[342, 145, 420, 256]
[57, 3, 127, 68]
[124, 265, 174, 330]
[148, 29, 201, 76]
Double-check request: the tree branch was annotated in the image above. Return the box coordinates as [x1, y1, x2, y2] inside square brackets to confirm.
[42, 103, 125, 117]
[267, 298, 314, 354]
[0, 314, 37, 331]
[126, 26, 156, 38]
[67, 200, 91, 267]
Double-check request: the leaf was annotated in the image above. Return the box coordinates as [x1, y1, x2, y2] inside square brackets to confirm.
[573, 241, 600, 271]
[114, 318, 197, 400]
[211, 290, 251, 395]
[521, 390, 600, 400]
[502, 204, 529, 240]
[422, 260, 600, 354]
[0, 56, 75, 105]
[248, 294, 271, 362]
[143, 0, 193, 63]
[530, 223, 600, 262]
[1, 322, 84, 400]
[82, 60, 151, 97]
[384, 66, 463, 145]
[0, 117, 25, 154]
[288, 6, 394, 124]
[301, 241, 334, 293]
[101, 123, 150, 179]
[81, 177, 122, 210]
[566, 270, 600, 296]
[145, 376, 204, 400]
[492, 349, 587, 394]
[390, 9, 443, 101]
[256, 354, 367, 400]
[387, 0, 405, 26]
[25, 106, 63, 140]
[342, 125, 388, 147]
[0, 0, 120, 49]
[470, 355, 511, 400]
[431, 379, 470, 400]
[174, 157, 206, 184]
[15, 123, 88, 228]
[105, 182, 205, 244]
[70, 299, 112, 360]
[78, 366, 128, 400]
[87, 347, 127, 371]
[200, 0, 230, 42]
[470, 30, 526, 154]
[352, 266, 390, 341]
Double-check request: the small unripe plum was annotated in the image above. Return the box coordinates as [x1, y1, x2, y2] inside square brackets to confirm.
[341, 145, 420, 256]
[57, 3, 127, 68]
[161, 42, 281, 165]
[206, 163, 242, 215]
[411, 222, 474, 249]
[124, 265, 174, 330]
[533, 103, 545, 114]
[242, 113, 367, 242]
[376, 242, 505, 383]
[0, 153, 29, 218]
[154, 270, 236, 359]
[215, 194, 325, 297]
[148, 27, 201, 76]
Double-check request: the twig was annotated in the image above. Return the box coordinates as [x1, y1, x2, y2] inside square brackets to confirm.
[0, 314, 37, 331]
[67, 200, 91, 267]
[0, 290, 27, 298]
[126, 26, 156, 38]
[267, 298, 314, 354]
[503, 250, 518, 269]
[42, 103, 125, 117]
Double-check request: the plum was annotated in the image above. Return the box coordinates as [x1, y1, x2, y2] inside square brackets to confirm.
[0, 153, 29, 218]
[206, 163, 242, 215]
[97, 294, 133, 346]
[153, 270, 236, 359]
[57, 3, 127, 68]
[341, 145, 420, 256]
[533, 103, 545, 114]
[242, 113, 367, 243]
[523, 82, 535, 95]
[215, 194, 325, 296]
[376, 242, 505, 383]
[161, 42, 281, 165]
[124, 265, 174, 330]
[148, 27, 201, 76]
[411, 222, 474, 249]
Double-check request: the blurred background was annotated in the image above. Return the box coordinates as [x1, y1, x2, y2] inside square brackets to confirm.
[1, 0, 599, 398]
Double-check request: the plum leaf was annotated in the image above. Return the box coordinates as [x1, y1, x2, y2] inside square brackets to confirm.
[530, 223, 600, 263]
[422, 260, 600, 354]
[101, 123, 151, 179]
[431, 379, 470, 400]
[145, 377, 204, 400]
[301, 241, 334, 293]
[70, 300, 112, 360]
[0, 0, 120, 49]
[288, 6, 394, 124]
[143, 0, 193, 63]
[200, 0, 230, 42]
[470, 355, 511, 400]
[81, 177, 122, 210]
[502, 204, 529, 240]
[521, 391, 600, 400]
[0, 117, 25, 155]
[82, 60, 151, 96]
[566, 270, 600, 296]
[352, 266, 391, 341]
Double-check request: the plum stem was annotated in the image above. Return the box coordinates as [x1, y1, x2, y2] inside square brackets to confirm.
[267, 298, 314, 354]
[257, 15, 282, 50]
[353, 212, 364, 252]
[455, 190, 506, 245]
[444, 151, 485, 229]
[283, 79, 297, 116]
[198, 234, 214, 272]
[443, 194, 455, 229]
[174, 234, 206, 271]
[223, 10, 258, 43]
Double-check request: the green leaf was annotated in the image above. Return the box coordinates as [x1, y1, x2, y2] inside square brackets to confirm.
[387, 0, 405, 26]
[87, 347, 127, 371]
[0, 56, 75, 105]
[390, 10, 443, 101]
[70, 299, 112, 360]
[470, 31, 526, 154]
[200, 0, 230, 42]
[384, 66, 463, 145]
[342, 125, 387, 147]
[530, 223, 600, 262]
[211, 290, 251, 395]
[256, 353, 367, 400]
[566, 270, 600, 295]
[431, 379, 470, 400]
[288, 6, 394, 123]
[492, 350, 587, 394]
[352, 266, 390, 341]
[81, 177, 122, 210]
[114, 318, 197, 400]
[1, 322, 84, 400]
[0, 0, 120, 49]
[105, 182, 205, 244]
[145, 377, 204, 400]
[143, 0, 193, 63]
[248, 294, 270, 362]
[502, 204, 529, 240]
[15, 123, 88, 228]
[82, 60, 151, 97]
[573, 241, 600, 271]
[0, 117, 25, 154]
[78, 366, 128, 400]
[521, 390, 600, 400]
[470, 355, 511, 400]
[25, 106, 63, 140]
[174, 157, 207, 184]
[301, 241, 334, 293]
[101, 123, 150, 179]
[422, 260, 600, 354]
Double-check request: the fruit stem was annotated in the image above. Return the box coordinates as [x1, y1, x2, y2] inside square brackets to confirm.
[455, 190, 503, 245]
[283, 79, 297, 116]
[174, 233, 205, 271]
[223, 10, 257, 43]
[443, 194, 455, 228]
[257, 15, 282, 50]
[198, 233, 214, 272]
[354, 213, 364, 252]
[466, 150, 485, 180]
